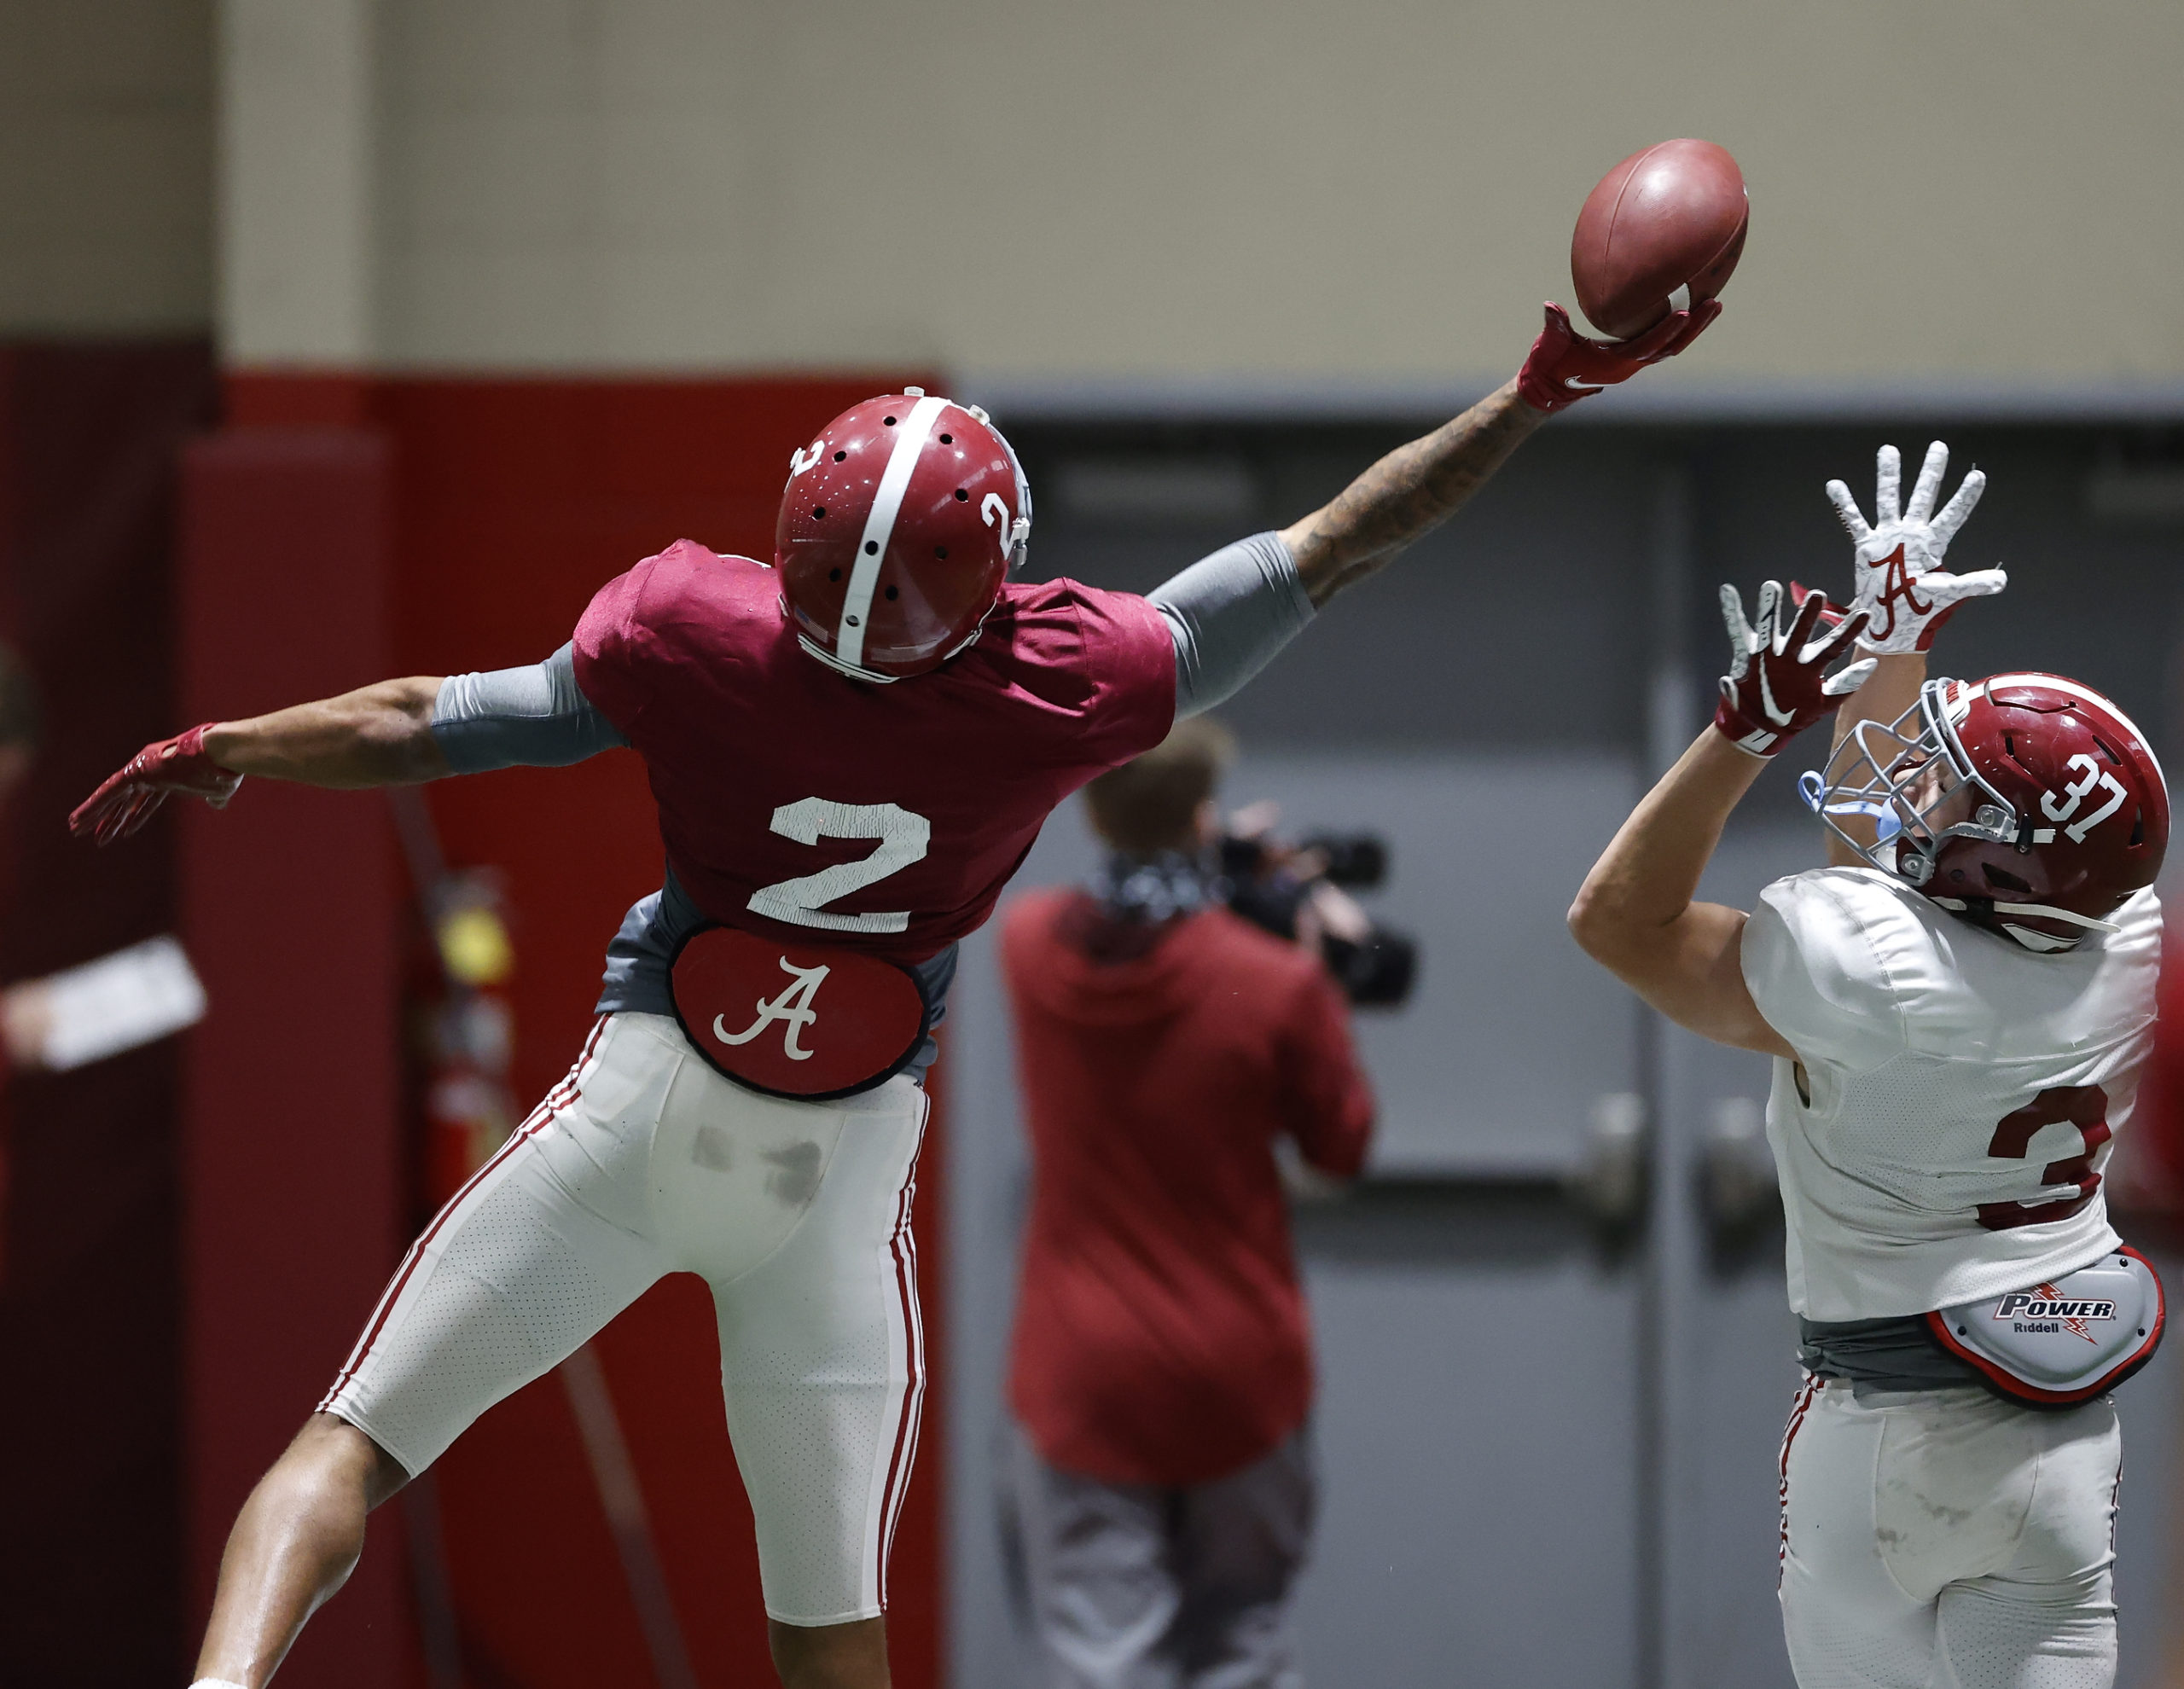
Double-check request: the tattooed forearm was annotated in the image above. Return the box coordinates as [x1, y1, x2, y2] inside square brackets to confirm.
[1280, 379, 1547, 607]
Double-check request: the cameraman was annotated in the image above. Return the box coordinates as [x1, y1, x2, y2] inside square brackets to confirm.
[998, 718, 1374, 1689]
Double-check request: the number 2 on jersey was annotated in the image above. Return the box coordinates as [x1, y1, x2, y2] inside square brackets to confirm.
[746, 798, 932, 934]
[1978, 1084, 2111, 1232]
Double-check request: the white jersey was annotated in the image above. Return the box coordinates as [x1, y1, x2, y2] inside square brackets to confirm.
[1741, 867, 2160, 1321]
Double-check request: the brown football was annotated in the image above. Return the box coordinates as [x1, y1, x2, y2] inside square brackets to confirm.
[1571, 139, 1748, 340]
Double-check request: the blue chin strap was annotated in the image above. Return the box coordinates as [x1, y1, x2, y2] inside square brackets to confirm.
[1798, 769, 1902, 843]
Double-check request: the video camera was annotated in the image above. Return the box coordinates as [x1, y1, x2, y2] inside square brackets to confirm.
[1219, 827, 1419, 1009]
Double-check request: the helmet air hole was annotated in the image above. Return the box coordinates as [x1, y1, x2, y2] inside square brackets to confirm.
[885, 585, 899, 601]
[935, 546, 948, 559]
[864, 541, 879, 555]
[884, 416, 897, 427]
[2131, 811, 2145, 846]
[833, 450, 846, 461]
[1982, 863, 2032, 895]
[955, 488, 969, 501]
[939, 432, 953, 444]
[828, 568, 842, 583]
[812, 506, 825, 519]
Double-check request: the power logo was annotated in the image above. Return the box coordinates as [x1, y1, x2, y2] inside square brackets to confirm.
[671, 924, 931, 1100]
[1931, 1249, 2165, 1403]
[1994, 1284, 2113, 1343]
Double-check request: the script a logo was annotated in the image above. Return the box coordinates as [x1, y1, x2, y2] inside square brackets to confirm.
[715, 956, 829, 1063]
[1866, 545, 1933, 644]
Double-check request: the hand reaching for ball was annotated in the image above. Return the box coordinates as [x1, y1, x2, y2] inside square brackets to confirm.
[1517, 300, 1721, 413]
[1519, 136, 1746, 413]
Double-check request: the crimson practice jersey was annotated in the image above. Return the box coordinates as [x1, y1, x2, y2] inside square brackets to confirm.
[573, 541, 1177, 963]
[1743, 866, 2162, 1321]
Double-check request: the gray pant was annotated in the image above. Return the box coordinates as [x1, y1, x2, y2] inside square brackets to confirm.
[1002, 1419, 1316, 1689]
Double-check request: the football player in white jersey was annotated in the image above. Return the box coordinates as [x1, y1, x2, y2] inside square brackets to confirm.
[1569, 442, 2169, 1689]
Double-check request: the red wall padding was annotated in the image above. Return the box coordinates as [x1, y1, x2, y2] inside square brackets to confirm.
[0, 342, 215, 1684]
[189, 372, 947, 1689]
[179, 427, 420, 1686]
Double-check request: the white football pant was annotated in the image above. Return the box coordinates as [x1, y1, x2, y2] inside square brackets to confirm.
[1778, 1376, 2120, 1689]
[321, 1013, 929, 1625]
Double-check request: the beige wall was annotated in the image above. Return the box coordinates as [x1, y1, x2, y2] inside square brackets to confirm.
[219, 0, 374, 364]
[224, 0, 2184, 388]
[0, 0, 212, 335]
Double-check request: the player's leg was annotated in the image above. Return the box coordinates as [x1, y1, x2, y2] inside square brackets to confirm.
[1932, 1398, 2121, 1689]
[1170, 1425, 1313, 1689]
[193, 1413, 407, 1686]
[658, 1065, 936, 1688]
[1002, 1418, 1184, 1689]
[195, 1017, 679, 1686]
[1777, 1378, 1939, 1689]
[768, 1615, 895, 1689]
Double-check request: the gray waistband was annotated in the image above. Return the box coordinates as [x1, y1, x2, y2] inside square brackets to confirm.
[1798, 1314, 1984, 1396]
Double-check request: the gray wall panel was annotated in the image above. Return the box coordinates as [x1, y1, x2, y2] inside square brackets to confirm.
[1222, 752, 1641, 1174]
[1292, 1195, 1643, 1689]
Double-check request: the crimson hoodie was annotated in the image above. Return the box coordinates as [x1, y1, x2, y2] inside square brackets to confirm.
[1002, 888, 1373, 1485]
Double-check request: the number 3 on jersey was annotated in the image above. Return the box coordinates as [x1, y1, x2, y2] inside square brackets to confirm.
[1978, 1084, 2111, 1232]
[746, 798, 932, 934]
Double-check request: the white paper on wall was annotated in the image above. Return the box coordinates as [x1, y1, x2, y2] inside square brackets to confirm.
[38, 935, 207, 1071]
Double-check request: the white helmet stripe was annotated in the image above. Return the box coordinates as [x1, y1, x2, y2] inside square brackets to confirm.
[838, 395, 949, 669]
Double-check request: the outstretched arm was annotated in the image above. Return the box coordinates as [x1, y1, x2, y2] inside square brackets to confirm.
[1278, 297, 1722, 608]
[1569, 730, 1789, 1055]
[71, 645, 627, 844]
[206, 678, 450, 787]
[1279, 380, 1545, 607]
[67, 678, 450, 845]
[1568, 581, 1871, 1056]
[1148, 304, 1723, 713]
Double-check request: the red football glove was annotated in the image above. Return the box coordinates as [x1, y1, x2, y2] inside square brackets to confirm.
[68, 725, 242, 845]
[1788, 580, 1844, 631]
[1516, 299, 1722, 414]
[1713, 582, 1874, 758]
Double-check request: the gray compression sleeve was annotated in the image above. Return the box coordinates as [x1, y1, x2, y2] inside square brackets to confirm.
[430, 643, 630, 774]
[1148, 531, 1315, 718]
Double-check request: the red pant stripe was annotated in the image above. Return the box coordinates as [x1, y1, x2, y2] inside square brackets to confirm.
[319, 1019, 608, 1415]
[1776, 1374, 1823, 1584]
[873, 1109, 929, 1608]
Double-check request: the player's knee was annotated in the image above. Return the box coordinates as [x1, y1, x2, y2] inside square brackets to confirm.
[767, 1615, 890, 1689]
[265, 1413, 410, 1514]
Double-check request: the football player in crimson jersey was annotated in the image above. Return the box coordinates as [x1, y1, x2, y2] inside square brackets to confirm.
[1571, 444, 2168, 1689]
[72, 303, 1711, 1689]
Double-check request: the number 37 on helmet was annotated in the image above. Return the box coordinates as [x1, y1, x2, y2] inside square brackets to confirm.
[1805, 673, 2169, 952]
[774, 390, 1034, 684]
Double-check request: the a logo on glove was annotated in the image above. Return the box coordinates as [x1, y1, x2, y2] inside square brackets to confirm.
[1864, 546, 1935, 646]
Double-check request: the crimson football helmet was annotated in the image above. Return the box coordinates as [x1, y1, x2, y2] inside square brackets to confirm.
[1804, 673, 2169, 951]
[775, 390, 1032, 682]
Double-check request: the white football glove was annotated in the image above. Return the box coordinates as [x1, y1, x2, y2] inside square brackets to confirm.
[1825, 441, 2006, 655]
